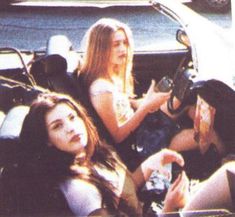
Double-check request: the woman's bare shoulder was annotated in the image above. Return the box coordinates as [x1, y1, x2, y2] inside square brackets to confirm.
[90, 78, 115, 96]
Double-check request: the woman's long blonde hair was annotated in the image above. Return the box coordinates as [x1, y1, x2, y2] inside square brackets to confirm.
[80, 18, 134, 95]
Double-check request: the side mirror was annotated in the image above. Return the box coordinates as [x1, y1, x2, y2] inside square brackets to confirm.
[176, 29, 190, 47]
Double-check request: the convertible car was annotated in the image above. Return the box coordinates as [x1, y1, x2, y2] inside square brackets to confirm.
[0, 0, 234, 216]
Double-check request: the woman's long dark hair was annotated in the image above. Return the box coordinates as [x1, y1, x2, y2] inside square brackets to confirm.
[19, 92, 120, 212]
[198, 79, 235, 154]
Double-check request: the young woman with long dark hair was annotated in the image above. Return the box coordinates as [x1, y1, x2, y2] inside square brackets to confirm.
[18, 92, 189, 216]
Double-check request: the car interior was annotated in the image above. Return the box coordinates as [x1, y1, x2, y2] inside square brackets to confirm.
[0, 32, 234, 216]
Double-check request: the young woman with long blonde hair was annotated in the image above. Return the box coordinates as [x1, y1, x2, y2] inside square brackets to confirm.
[80, 18, 171, 168]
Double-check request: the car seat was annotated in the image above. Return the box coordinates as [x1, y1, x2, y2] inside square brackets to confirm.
[0, 105, 29, 138]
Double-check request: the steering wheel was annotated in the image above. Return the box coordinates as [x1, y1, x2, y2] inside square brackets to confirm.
[167, 69, 193, 115]
[167, 67, 206, 115]
[166, 50, 203, 115]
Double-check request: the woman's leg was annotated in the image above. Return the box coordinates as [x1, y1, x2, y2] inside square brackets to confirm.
[183, 161, 235, 211]
[168, 105, 198, 152]
[169, 127, 225, 155]
[169, 129, 198, 152]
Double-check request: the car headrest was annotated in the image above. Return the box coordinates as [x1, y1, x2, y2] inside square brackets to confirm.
[0, 105, 29, 138]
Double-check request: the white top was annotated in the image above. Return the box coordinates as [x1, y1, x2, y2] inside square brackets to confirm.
[60, 163, 141, 216]
[89, 79, 134, 125]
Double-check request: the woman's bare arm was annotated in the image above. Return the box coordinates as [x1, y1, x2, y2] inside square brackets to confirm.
[90, 92, 149, 143]
[131, 149, 185, 189]
[90, 80, 170, 143]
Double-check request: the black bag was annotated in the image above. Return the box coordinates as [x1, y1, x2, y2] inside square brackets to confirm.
[134, 110, 180, 160]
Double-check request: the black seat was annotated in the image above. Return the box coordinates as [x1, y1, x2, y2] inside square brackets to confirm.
[0, 77, 41, 113]
[30, 52, 115, 144]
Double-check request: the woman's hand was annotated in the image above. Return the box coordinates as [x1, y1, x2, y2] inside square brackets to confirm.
[163, 171, 189, 212]
[144, 149, 185, 178]
[141, 80, 171, 113]
[132, 149, 185, 189]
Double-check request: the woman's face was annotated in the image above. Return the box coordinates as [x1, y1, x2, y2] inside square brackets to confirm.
[46, 103, 88, 155]
[110, 29, 128, 67]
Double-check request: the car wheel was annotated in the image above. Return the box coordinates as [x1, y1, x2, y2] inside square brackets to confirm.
[196, 0, 230, 12]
